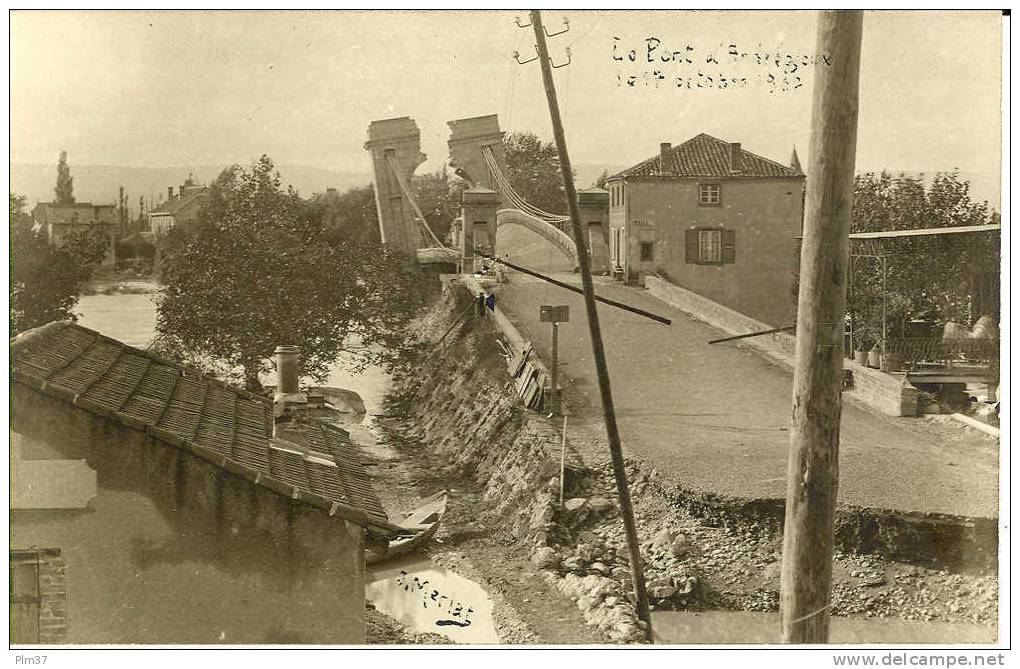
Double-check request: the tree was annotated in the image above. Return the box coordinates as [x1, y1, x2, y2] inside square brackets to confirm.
[594, 169, 610, 190]
[154, 156, 430, 392]
[117, 186, 129, 236]
[10, 193, 109, 334]
[413, 168, 462, 245]
[846, 171, 999, 345]
[137, 196, 148, 232]
[305, 184, 380, 245]
[502, 132, 569, 215]
[55, 150, 75, 204]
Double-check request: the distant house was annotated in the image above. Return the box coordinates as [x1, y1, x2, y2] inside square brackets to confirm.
[31, 202, 117, 267]
[11, 321, 402, 644]
[147, 176, 209, 237]
[606, 134, 806, 327]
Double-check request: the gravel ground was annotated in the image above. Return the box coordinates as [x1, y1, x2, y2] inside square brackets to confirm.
[561, 456, 999, 632]
[365, 604, 453, 644]
[357, 419, 609, 645]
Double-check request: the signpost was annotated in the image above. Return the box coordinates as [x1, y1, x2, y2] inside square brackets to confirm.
[540, 305, 569, 415]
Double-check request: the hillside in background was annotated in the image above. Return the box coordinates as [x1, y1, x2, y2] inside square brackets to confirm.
[12, 162, 999, 218]
[11, 163, 373, 214]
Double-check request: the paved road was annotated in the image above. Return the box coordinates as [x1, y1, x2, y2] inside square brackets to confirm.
[491, 271, 998, 519]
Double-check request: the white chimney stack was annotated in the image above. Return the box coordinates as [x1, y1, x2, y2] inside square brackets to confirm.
[273, 345, 307, 423]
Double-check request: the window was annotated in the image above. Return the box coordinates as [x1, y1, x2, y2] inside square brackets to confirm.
[685, 227, 735, 265]
[699, 184, 721, 205]
[698, 229, 720, 262]
[640, 242, 654, 262]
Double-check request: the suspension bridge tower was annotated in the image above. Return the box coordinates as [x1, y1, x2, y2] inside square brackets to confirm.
[447, 114, 507, 191]
[364, 117, 428, 258]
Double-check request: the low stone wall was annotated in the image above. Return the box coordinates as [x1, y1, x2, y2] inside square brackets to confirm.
[846, 362, 919, 417]
[644, 276, 918, 417]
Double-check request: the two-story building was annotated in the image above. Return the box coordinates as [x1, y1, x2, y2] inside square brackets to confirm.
[607, 133, 805, 327]
[147, 176, 209, 237]
[31, 202, 117, 267]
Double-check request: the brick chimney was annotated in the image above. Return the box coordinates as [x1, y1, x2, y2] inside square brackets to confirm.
[659, 142, 672, 175]
[729, 143, 742, 173]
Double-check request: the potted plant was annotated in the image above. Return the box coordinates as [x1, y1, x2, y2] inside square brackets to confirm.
[852, 322, 874, 366]
[867, 340, 882, 368]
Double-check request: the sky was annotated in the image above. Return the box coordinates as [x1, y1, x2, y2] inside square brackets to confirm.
[10, 10, 1004, 198]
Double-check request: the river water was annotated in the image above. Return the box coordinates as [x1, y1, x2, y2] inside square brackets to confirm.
[75, 287, 391, 414]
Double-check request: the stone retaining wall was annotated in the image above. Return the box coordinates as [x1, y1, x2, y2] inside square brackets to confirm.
[644, 276, 918, 417]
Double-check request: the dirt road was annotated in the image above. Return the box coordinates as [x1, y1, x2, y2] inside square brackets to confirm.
[491, 272, 998, 519]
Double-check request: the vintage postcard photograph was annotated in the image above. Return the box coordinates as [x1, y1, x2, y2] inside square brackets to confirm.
[7, 7, 1007, 660]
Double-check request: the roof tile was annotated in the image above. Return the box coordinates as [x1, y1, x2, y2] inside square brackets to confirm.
[11, 321, 393, 533]
[612, 133, 801, 180]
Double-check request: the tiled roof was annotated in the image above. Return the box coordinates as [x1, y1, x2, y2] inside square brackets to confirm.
[11, 321, 400, 538]
[274, 421, 389, 524]
[611, 133, 801, 180]
[150, 190, 207, 216]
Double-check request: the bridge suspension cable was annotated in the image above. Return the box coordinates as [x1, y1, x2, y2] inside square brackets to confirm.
[384, 152, 447, 249]
[481, 145, 571, 225]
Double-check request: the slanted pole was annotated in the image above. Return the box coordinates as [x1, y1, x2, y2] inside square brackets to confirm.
[779, 10, 863, 644]
[530, 9, 653, 640]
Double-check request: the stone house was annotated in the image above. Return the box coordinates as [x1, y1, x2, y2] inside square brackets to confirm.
[606, 133, 805, 327]
[147, 177, 209, 237]
[10, 321, 403, 644]
[31, 202, 117, 267]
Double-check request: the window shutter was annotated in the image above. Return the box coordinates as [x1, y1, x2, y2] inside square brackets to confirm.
[685, 229, 698, 263]
[722, 228, 736, 264]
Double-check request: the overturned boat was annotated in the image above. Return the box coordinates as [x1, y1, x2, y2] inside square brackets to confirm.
[366, 490, 448, 565]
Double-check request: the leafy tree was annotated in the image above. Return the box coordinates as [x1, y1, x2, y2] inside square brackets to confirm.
[305, 184, 379, 245]
[594, 169, 610, 190]
[10, 193, 109, 334]
[117, 186, 130, 236]
[55, 150, 75, 204]
[137, 195, 148, 232]
[154, 156, 430, 392]
[846, 171, 999, 345]
[413, 168, 462, 245]
[502, 132, 568, 215]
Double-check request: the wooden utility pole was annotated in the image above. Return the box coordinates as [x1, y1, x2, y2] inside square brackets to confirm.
[779, 10, 863, 644]
[529, 9, 653, 640]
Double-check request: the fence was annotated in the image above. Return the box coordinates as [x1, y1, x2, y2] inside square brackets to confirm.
[883, 337, 999, 369]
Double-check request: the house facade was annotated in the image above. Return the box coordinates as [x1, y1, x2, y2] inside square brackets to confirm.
[147, 177, 209, 237]
[10, 322, 399, 644]
[607, 134, 805, 327]
[31, 202, 117, 267]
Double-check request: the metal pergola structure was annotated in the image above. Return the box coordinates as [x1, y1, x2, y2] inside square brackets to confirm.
[845, 224, 1001, 355]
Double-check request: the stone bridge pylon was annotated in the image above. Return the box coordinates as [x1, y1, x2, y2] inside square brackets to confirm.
[365, 113, 607, 272]
[364, 117, 428, 258]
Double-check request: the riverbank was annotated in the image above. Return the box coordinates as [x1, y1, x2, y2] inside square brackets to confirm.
[366, 278, 998, 644]
[348, 413, 609, 644]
